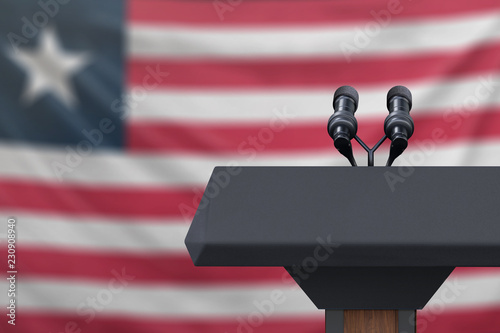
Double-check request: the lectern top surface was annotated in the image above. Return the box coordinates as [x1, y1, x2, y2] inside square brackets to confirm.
[185, 167, 500, 267]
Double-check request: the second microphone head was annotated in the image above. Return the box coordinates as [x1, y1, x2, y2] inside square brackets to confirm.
[386, 85, 412, 111]
[384, 85, 414, 152]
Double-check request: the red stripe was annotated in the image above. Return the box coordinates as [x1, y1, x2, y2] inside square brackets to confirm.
[128, 120, 333, 154]
[0, 312, 322, 333]
[128, 108, 500, 153]
[451, 267, 500, 276]
[130, 0, 500, 26]
[0, 180, 199, 218]
[7, 247, 287, 284]
[5, 307, 500, 333]
[418, 305, 500, 333]
[6, 247, 499, 284]
[129, 42, 500, 88]
[7, 246, 500, 285]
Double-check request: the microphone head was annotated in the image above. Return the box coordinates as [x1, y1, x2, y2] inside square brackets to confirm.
[329, 85, 359, 141]
[328, 85, 359, 166]
[333, 85, 359, 110]
[387, 85, 412, 110]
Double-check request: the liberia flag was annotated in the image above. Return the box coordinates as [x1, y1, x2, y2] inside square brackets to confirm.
[1, 0, 500, 332]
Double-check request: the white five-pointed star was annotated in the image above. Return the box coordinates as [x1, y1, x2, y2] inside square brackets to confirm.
[11, 27, 90, 108]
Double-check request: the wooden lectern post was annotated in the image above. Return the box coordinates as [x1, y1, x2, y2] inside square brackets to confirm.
[326, 309, 416, 333]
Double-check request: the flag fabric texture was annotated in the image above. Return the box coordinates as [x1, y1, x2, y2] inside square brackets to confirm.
[1, 0, 500, 332]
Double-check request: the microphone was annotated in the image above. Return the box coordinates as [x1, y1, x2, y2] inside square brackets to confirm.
[384, 86, 414, 166]
[327, 86, 359, 166]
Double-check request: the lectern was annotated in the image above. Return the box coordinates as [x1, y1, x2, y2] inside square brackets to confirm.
[185, 87, 500, 332]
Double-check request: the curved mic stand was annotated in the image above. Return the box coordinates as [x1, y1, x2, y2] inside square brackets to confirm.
[354, 134, 387, 167]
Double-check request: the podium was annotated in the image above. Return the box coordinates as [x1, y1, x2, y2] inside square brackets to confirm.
[186, 166, 500, 332]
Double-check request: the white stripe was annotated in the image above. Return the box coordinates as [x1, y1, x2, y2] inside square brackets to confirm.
[0, 143, 345, 186]
[2, 141, 500, 185]
[425, 274, 500, 310]
[0, 213, 189, 253]
[0, 144, 336, 186]
[129, 73, 500, 123]
[128, 11, 500, 59]
[0, 279, 317, 318]
[0, 274, 499, 316]
[390, 140, 500, 167]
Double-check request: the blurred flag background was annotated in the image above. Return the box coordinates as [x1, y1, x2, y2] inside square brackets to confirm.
[1, 0, 500, 332]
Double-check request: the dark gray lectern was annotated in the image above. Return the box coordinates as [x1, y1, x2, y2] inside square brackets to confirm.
[186, 166, 500, 332]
